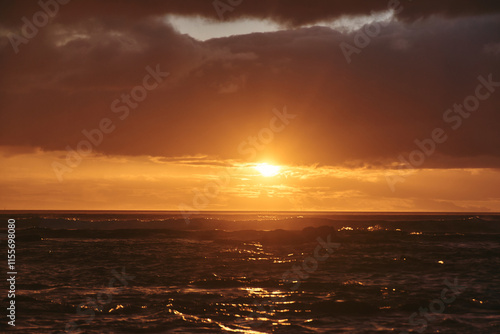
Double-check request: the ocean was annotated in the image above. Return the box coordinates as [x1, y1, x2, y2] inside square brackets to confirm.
[1, 212, 499, 333]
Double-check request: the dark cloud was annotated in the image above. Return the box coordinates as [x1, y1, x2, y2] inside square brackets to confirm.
[0, 1, 499, 169]
[1, 0, 500, 27]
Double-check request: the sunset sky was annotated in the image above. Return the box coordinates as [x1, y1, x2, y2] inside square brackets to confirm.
[1, 0, 499, 211]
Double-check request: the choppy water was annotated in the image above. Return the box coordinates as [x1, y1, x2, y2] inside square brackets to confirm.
[2, 212, 500, 333]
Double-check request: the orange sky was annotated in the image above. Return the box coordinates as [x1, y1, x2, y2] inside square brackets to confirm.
[0, 0, 499, 211]
[1, 147, 499, 211]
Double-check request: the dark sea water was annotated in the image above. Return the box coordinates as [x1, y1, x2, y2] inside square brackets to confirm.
[1, 212, 500, 333]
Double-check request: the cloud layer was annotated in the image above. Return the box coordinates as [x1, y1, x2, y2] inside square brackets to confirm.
[2, 0, 500, 26]
[1, 0, 499, 170]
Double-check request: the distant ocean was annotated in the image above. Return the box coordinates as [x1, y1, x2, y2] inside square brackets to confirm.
[2, 212, 499, 333]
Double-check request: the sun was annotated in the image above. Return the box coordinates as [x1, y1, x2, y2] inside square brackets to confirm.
[254, 163, 281, 177]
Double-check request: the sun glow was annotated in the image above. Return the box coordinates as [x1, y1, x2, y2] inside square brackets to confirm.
[254, 163, 281, 177]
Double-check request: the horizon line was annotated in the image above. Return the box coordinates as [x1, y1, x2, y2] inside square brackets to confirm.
[1, 210, 499, 214]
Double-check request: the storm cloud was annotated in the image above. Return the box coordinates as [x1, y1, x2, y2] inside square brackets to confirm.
[1, 0, 499, 169]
